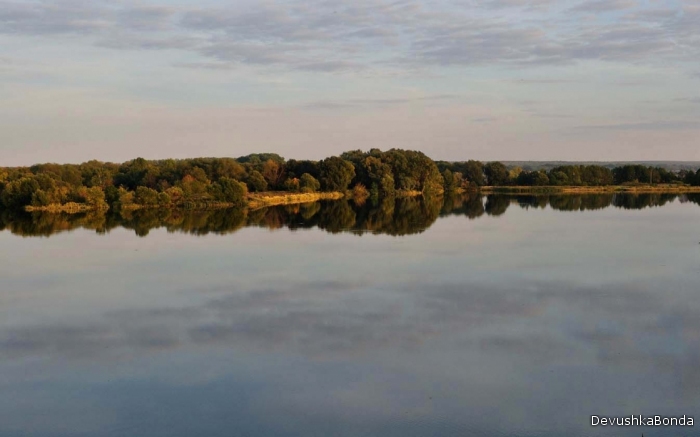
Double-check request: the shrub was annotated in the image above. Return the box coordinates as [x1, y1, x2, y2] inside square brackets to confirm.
[300, 173, 321, 193]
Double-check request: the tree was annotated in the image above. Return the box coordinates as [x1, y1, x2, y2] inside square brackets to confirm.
[31, 189, 51, 207]
[157, 192, 171, 206]
[362, 156, 394, 196]
[516, 170, 539, 186]
[208, 177, 248, 207]
[262, 159, 285, 188]
[134, 186, 159, 205]
[0, 178, 40, 208]
[236, 153, 284, 165]
[299, 173, 321, 193]
[179, 170, 209, 199]
[245, 170, 268, 192]
[532, 171, 550, 186]
[462, 160, 485, 186]
[212, 158, 246, 180]
[484, 162, 509, 186]
[283, 178, 301, 192]
[78, 187, 108, 209]
[114, 157, 150, 190]
[508, 167, 523, 184]
[285, 159, 320, 180]
[117, 187, 135, 207]
[319, 157, 355, 191]
[165, 187, 184, 204]
[442, 169, 458, 192]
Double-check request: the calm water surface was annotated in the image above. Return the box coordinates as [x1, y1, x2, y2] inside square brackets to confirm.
[1, 194, 700, 436]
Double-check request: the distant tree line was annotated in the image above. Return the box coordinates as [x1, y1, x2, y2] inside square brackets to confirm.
[436, 161, 700, 188]
[1, 149, 699, 210]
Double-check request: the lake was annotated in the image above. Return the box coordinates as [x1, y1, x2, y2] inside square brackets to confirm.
[1, 193, 700, 436]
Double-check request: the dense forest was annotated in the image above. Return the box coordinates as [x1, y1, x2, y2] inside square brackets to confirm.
[1, 148, 700, 211]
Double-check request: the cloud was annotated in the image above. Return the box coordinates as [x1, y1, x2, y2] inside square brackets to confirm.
[675, 97, 700, 104]
[300, 94, 462, 110]
[117, 5, 176, 32]
[0, 0, 696, 74]
[572, 121, 700, 131]
[4, 277, 700, 378]
[482, 0, 556, 9]
[171, 61, 235, 71]
[0, 56, 15, 73]
[506, 79, 581, 84]
[472, 117, 497, 123]
[570, 0, 638, 14]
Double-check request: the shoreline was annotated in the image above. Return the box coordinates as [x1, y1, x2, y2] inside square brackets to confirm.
[479, 185, 700, 194]
[24, 191, 347, 213]
[247, 191, 345, 209]
[21, 185, 700, 214]
[24, 202, 108, 213]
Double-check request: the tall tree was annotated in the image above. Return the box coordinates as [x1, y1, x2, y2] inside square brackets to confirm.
[484, 162, 509, 186]
[319, 157, 356, 191]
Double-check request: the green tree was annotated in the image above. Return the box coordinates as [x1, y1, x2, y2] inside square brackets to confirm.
[246, 170, 268, 192]
[484, 162, 509, 186]
[117, 187, 135, 207]
[135, 186, 159, 205]
[462, 160, 485, 186]
[319, 157, 356, 191]
[157, 192, 171, 206]
[78, 187, 108, 209]
[209, 177, 248, 207]
[299, 173, 321, 193]
[165, 187, 184, 204]
[0, 177, 40, 208]
[442, 169, 458, 192]
[283, 178, 301, 192]
[31, 189, 51, 207]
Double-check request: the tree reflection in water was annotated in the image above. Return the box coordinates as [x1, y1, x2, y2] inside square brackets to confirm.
[1, 193, 698, 238]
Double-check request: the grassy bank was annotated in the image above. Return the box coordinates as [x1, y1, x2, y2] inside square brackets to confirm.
[24, 192, 348, 214]
[248, 191, 345, 209]
[25, 202, 107, 213]
[480, 185, 700, 194]
[118, 201, 240, 211]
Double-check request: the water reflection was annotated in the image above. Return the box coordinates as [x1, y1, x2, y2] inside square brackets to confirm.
[2, 193, 699, 238]
[2, 193, 700, 436]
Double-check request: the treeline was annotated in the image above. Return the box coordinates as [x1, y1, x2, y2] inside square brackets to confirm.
[0, 149, 443, 211]
[1, 149, 700, 211]
[436, 161, 700, 187]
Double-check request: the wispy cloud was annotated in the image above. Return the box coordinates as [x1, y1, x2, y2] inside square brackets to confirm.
[1, 0, 699, 162]
[674, 97, 700, 104]
[572, 121, 700, 131]
[506, 79, 582, 84]
[472, 117, 498, 123]
[570, 0, 638, 14]
[0, 0, 697, 72]
[301, 94, 463, 110]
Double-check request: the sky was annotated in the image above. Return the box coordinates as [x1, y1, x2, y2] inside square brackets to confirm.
[0, 0, 699, 165]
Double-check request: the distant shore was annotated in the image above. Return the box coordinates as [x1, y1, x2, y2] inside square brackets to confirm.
[25, 191, 348, 213]
[479, 185, 700, 194]
[24, 202, 107, 213]
[24, 190, 433, 213]
[22, 185, 700, 213]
